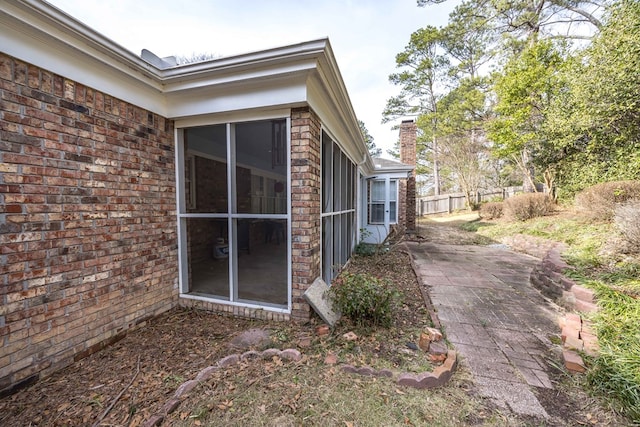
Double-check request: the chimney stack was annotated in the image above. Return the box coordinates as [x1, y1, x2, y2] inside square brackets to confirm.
[399, 120, 416, 231]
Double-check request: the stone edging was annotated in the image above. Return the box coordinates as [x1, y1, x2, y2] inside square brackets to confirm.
[339, 349, 458, 389]
[143, 244, 460, 426]
[526, 241, 600, 373]
[143, 343, 459, 427]
[142, 348, 303, 427]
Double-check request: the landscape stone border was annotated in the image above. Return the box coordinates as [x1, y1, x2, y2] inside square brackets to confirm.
[143, 341, 458, 427]
[339, 348, 458, 389]
[142, 348, 303, 427]
[520, 240, 601, 374]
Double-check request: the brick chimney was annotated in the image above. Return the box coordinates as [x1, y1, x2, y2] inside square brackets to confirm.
[399, 120, 416, 231]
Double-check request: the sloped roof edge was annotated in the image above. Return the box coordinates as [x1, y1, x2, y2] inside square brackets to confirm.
[1, 0, 373, 170]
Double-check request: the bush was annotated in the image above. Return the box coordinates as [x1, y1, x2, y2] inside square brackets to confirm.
[479, 202, 503, 220]
[329, 272, 400, 327]
[575, 180, 640, 221]
[354, 242, 377, 256]
[614, 200, 640, 252]
[503, 193, 553, 221]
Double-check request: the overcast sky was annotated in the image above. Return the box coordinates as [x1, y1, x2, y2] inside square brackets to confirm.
[47, 0, 454, 157]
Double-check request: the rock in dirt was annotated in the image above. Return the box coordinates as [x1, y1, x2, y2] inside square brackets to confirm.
[228, 328, 272, 350]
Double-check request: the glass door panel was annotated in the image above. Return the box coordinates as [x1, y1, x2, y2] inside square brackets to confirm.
[186, 217, 230, 300]
[236, 219, 288, 305]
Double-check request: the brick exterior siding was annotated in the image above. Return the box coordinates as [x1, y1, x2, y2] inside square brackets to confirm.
[289, 107, 321, 321]
[399, 120, 417, 231]
[0, 53, 179, 395]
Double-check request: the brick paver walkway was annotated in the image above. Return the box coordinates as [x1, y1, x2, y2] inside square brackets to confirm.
[406, 241, 561, 419]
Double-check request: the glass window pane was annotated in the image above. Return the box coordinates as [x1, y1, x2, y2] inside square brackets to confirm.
[346, 162, 353, 210]
[237, 219, 288, 306]
[322, 134, 332, 213]
[323, 216, 332, 282]
[184, 125, 227, 213]
[186, 217, 230, 300]
[341, 214, 348, 266]
[340, 152, 347, 210]
[333, 142, 341, 211]
[390, 180, 397, 201]
[236, 120, 287, 214]
[371, 180, 385, 201]
[390, 201, 397, 223]
[370, 203, 384, 224]
[333, 214, 341, 272]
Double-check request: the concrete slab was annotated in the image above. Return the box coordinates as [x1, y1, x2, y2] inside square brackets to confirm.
[475, 376, 549, 418]
[303, 277, 341, 326]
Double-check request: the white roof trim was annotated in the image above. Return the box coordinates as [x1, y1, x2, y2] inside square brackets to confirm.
[1, 0, 370, 168]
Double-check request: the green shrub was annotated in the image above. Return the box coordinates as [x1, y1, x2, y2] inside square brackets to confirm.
[329, 272, 400, 327]
[503, 193, 553, 221]
[614, 200, 640, 252]
[575, 180, 640, 221]
[479, 202, 503, 220]
[354, 242, 377, 256]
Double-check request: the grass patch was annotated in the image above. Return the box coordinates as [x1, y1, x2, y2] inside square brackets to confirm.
[168, 360, 488, 427]
[587, 283, 640, 421]
[467, 212, 640, 422]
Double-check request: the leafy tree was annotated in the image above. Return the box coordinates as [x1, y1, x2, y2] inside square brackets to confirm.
[383, 26, 449, 195]
[545, 0, 640, 196]
[417, 0, 604, 43]
[487, 40, 568, 194]
[358, 120, 381, 157]
[431, 76, 493, 207]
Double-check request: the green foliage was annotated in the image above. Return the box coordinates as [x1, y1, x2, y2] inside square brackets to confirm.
[487, 39, 569, 190]
[503, 193, 553, 221]
[354, 242, 377, 256]
[354, 228, 378, 256]
[545, 0, 640, 196]
[359, 120, 381, 157]
[329, 273, 400, 327]
[574, 180, 640, 221]
[587, 283, 640, 422]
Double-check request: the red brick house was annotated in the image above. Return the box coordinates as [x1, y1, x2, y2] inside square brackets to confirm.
[0, 0, 414, 394]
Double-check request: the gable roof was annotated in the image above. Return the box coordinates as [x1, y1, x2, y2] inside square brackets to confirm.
[1, 0, 374, 172]
[372, 157, 413, 175]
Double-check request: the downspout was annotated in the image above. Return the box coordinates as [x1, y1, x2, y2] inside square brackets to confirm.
[356, 152, 367, 244]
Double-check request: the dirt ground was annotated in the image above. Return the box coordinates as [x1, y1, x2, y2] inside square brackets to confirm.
[0, 215, 629, 426]
[0, 248, 434, 426]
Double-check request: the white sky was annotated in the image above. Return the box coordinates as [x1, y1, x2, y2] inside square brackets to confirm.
[47, 0, 454, 157]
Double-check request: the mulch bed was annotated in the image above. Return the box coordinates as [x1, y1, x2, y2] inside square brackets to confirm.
[0, 247, 432, 427]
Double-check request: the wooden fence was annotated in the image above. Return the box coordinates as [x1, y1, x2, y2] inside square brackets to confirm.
[417, 186, 523, 216]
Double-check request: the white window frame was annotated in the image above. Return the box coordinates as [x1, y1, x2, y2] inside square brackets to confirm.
[320, 130, 357, 283]
[175, 117, 292, 314]
[368, 178, 397, 225]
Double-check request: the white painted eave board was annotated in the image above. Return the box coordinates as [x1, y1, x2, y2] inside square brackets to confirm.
[1, 0, 374, 167]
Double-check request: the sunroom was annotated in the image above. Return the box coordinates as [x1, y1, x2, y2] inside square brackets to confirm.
[163, 39, 381, 319]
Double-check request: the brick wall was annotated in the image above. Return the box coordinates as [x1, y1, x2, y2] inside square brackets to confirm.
[0, 53, 179, 395]
[399, 120, 417, 231]
[290, 107, 321, 321]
